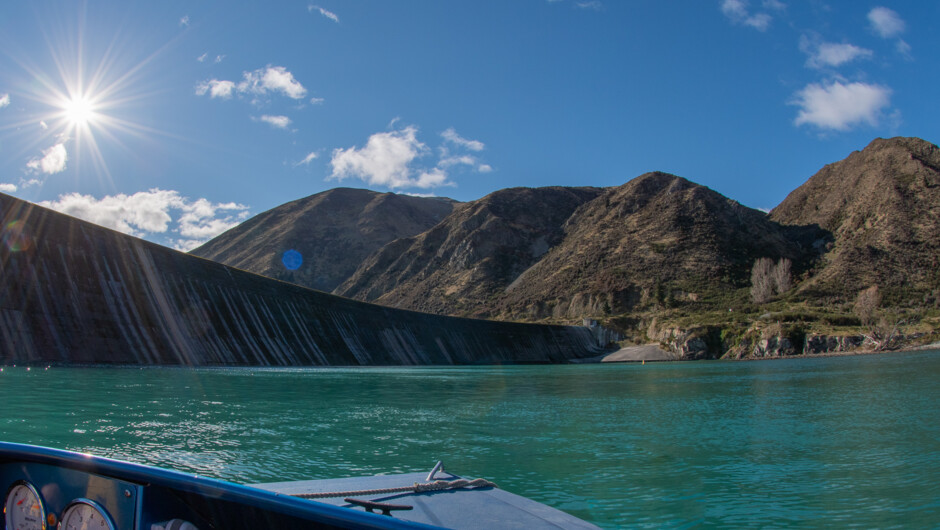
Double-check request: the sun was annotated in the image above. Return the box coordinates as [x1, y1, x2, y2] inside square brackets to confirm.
[62, 94, 97, 127]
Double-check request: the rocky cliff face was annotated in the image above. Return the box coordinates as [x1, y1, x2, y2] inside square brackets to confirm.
[191, 188, 456, 293]
[335, 186, 603, 317]
[771, 137, 940, 299]
[0, 192, 604, 365]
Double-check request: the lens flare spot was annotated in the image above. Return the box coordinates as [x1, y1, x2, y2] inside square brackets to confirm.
[281, 249, 303, 271]
[2, 221, 33, 252]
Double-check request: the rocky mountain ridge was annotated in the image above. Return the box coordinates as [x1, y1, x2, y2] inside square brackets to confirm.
[191, 187, 455, 292]
[195, 137, 940, 356]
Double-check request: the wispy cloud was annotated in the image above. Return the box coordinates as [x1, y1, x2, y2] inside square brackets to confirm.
[791, 80, 892, 131]
[195, 79, 236, 99]
[27, 142, 68, 175]
[197, 53, 208, 63]
[38, 189, 249, 251]
[179, 15, 190, 27]
[0, 183, 16, 193]
[0, 93, 9, 108]
[309, 97, 325, 105]
[257, 114, 292, 129]
[441, 128, 484, 151]
[215, 55, 225, 64]
[576, 1, 603, 10]
[294, 152, 318, 167]
[330, 125, 489, 190]
[868, 7, 905, 38]
[721, 0, 773, 31]
[308, 5, 340, 23]
[799, 35, 872, 69]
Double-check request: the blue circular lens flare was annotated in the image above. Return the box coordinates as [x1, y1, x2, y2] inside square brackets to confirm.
[281, 249, 303, 271]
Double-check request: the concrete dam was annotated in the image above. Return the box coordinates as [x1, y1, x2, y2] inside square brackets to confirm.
[0, 193, 606, 365]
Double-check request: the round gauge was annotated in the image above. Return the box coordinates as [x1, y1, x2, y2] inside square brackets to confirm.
[58, 499, 115, 530]
[4, 480, 47, 530]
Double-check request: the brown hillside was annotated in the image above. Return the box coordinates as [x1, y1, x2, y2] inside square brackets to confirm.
[191, 188, 455, 292]
[770, 137, 940, 299]
[335, 186, 603, 316]
[500, 172, 808, 319]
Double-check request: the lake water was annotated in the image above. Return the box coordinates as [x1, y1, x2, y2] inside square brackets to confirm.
[1, 351, 938, 528]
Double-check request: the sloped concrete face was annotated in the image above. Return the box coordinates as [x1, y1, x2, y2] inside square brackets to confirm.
[0, 194, 604, 366]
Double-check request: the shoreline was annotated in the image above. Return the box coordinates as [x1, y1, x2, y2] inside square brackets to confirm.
[577, 340, 940, 364]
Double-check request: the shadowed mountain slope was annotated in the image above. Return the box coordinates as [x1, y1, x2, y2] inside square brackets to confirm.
[334, 186, 604, 317]
[191, 188, 455, 292]
[0, 192, 603, 365]
[770, 137, 940, 299]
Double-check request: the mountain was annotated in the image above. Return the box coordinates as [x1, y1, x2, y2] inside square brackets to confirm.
[336, 174, 807, 320]
[335, 186, 603, 317]
[498, 172, 808, 319]
[770, 137, 940, 300]
[190, 188, 456, 292]
[0, 191, 603, 365]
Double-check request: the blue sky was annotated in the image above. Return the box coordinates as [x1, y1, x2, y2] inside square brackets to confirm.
[0, 1, 937, 250]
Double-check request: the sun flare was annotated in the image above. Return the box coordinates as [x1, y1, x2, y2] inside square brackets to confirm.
[62, 94, 97, 127]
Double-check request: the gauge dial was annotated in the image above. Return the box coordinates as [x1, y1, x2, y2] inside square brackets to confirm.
[58, 499, 114, 530]
[4, 481, 46, 530]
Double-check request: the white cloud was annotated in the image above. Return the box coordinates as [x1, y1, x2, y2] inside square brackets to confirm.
[197, 53, 208, 62]
[195, 79, 236, 99]
[0, 183, 16, 193]
[762, 0, 785, 10]
[237, 65, 307, 100]
[214, 55, 225, 64]
[295, 152, 318, 166]
[868, 7, 904, 38]
[0, 93, 9, 108]
[196, 66, 307, 104]
[721, 0, 772, 31]
[330, 126, 436, 189]
[177, 198, 249, 240]
[800, 36, 873, 69]
[257, 115, 292, 129]
[308, 5, 339, 23]
[39, 121, 48, 130]
[330, 125, 491, 190]
[791, 81, 892, 131]
[179, 16, 190, 27]
[441, 128, 484, 151]
[415, 168, 448, 188]
[27, 142, 68, 175]
[309, 97, 325, 105]
[38, 189, 249, 249]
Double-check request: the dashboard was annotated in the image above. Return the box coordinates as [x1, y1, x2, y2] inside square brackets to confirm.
[0, 443, 429, 530]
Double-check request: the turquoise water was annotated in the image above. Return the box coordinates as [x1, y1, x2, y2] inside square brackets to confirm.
[1, 351, 938, 528]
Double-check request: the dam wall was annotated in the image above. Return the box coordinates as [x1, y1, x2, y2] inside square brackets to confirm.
[0, 194, 605, 365]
